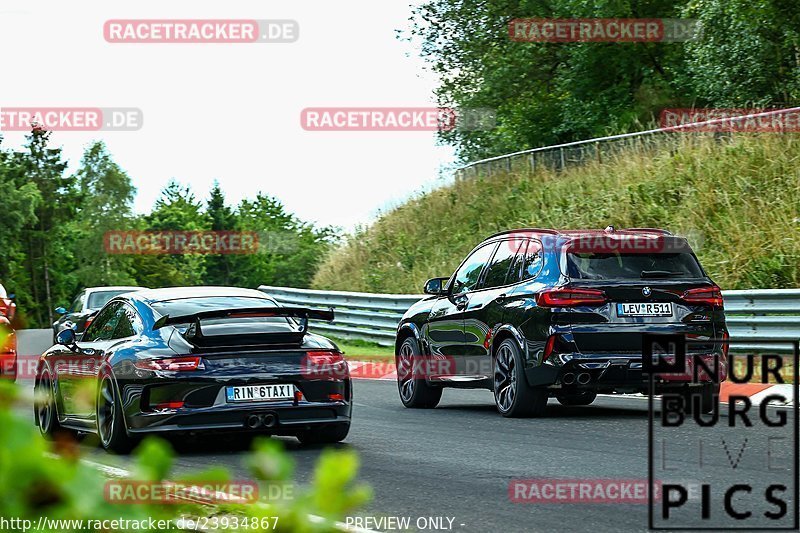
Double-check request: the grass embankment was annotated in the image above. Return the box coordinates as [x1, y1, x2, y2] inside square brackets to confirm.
[329, 336, 395, 361]
[313, 135, 800, 293]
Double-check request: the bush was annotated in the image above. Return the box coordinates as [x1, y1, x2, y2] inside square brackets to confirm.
[313, 134, 800, 293]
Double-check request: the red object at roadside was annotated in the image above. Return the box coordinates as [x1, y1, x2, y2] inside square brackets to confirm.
[0, 315, 16, 381]
[0, 283, 15, 322]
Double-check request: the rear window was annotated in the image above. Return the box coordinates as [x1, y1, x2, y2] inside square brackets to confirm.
[151, 296, 279, 316]
[150, 296, 292, 329]
[566, 252, 705, 280]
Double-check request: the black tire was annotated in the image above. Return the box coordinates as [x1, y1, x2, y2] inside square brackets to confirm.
[96, 371, 136, 454]
[395, 337, 443, 408]
[683, 383, 719, 415]
[493, 339, 548, 418]
[35, 367, 62, 439]
[556, 391, 598, 406]
[297, 423, 350, 445]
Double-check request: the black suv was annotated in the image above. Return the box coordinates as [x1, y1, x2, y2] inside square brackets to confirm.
[394, 227, 728, 417]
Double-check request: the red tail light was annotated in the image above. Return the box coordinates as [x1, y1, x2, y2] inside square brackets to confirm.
[536, 288, 607, 307]
[83, 316, 95, 330]
[303, 350, 347, 380]
[682, 286, 724, 308]
[134, 356, 205, 371]
[543, 335, 557, 361]
[305, 350, 345, 365]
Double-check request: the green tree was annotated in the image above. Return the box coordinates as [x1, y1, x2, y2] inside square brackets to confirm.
[132, 180, 210, 287]
[681, 0, 800, 106]
[69, 142, 138, 288]
[233, 194, 337, 289]
[204, 182, 237, 286]
[15, 129, 75, 326]
[0, 141, 41, 327]
[408, 0, 799, 161]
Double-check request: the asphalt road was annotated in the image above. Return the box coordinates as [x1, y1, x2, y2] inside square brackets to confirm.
[13, 330, 798, 532]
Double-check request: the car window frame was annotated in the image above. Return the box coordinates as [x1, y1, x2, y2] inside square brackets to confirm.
[520, 239, 545, 281]
[478, 238, 526, 291]
[111, 302, 144, 340]
[448, 241, 500, 296]
[447, 237, 545, 296]
[81, 300, 124, 343]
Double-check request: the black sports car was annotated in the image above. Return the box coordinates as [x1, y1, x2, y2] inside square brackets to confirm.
[35, 287, 351, 452]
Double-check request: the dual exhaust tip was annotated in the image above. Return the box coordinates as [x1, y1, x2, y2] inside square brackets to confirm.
[561, 372, 591, 386]
[246, 413, 277, 429]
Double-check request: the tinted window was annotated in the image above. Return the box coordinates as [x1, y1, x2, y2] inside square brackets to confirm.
[113, 304, 143, 339]
[505, 240, 528, 285]
[82, 301, 123, 342]
[522, 240, 544, 280]
[150, 296, 292, 330]
[71, 295, 83, 313]
[452, 243, 498, 294]
[567, 252, 705, 280]
[150, 296, 280, 318]
[87, 290, 132, 310]
[482, 240, 523, 289]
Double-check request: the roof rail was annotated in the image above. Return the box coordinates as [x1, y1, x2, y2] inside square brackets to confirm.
[485, 228, 561, 239]
[623, 227, 673, 235]
[484, 227, 673, 241]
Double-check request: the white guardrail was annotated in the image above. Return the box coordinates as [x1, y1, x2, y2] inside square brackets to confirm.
[259, 286, 800, 352]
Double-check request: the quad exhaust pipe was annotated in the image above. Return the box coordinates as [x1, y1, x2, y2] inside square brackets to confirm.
[561, 373, 575, 385]
[577, 372, 591, 385]
[246, 413, 278, 429]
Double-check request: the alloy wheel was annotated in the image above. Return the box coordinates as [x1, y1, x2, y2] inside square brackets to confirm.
[97, 376, 116, 446]
[494, 344, 516, 412]
[37, 374, 53, 431]
[397, 341, 416, 402]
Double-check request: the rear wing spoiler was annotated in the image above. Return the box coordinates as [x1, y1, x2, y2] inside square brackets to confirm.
[152, 306, 335, 333]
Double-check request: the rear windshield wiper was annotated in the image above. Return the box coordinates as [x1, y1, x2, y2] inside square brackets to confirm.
[640, 270, 685, 278]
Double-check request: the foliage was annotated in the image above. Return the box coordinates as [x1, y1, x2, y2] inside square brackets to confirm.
[0, 134, 337, 328]
[407, 0, 800, 161]
[0, 380, 369, 532]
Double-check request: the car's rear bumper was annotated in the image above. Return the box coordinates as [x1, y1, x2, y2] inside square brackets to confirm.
[116, 368, 353, 435]
[125, 400, 352, 434]
[527, 353, 725, 391]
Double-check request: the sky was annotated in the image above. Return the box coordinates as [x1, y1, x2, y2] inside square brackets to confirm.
[0, 0, 457, 231]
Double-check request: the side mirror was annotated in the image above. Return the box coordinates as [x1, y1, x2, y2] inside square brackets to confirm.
[56, 328, 76, 346]
[55, 307, 67, 315]
[423, 277, 449, 296]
